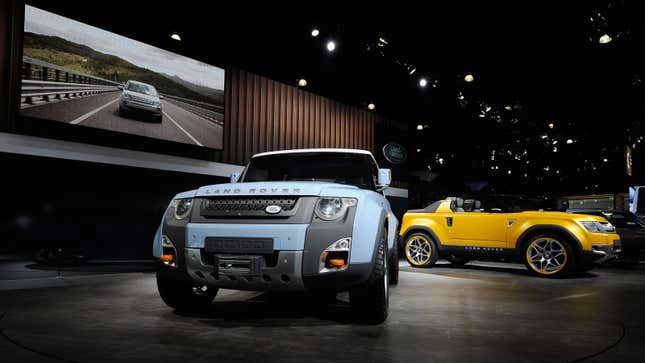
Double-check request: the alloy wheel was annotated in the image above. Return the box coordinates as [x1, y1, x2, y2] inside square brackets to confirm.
[526, 237, 568, 275]
[405, 236, 432, 266]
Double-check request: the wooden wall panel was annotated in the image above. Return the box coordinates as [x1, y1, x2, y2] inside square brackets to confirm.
[221, 69, 375, 164]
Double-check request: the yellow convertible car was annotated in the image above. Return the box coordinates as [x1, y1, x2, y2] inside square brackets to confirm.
[399, 197, 622, 277]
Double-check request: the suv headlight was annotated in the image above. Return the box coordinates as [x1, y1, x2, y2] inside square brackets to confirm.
[580, 221, 616, 233]
[173, 198, 193, 220]
[314, 197, 357, 221]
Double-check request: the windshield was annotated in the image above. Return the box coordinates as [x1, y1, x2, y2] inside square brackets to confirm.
[126, 82, 157, 96]
[242, 152, 376, 190]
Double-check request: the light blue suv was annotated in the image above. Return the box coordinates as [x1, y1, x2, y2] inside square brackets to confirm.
[153, 148, 399, 324]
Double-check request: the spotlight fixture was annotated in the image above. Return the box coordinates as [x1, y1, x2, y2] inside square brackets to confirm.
[416, 124, 423, 130]
[311, 28, 320, 37]
[599, 34, 612, 44]
[548, 122, 555, 129]
[417, 148, 421, 153]
[418, 78, 428, 88]
[326, 40, 336, 52]
[409, 68, 417, 75]
[170, 32, 181, 41]
[464, 74, 474, 83]
[367, 103, 376, 110]
[566, 139, 573, 144]
[297, 79, 307, 87]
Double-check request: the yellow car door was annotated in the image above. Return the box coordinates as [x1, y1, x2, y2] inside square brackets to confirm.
[447, 212, 509, 248]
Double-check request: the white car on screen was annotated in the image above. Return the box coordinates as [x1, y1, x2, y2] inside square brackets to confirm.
[119, 80, 163, 122]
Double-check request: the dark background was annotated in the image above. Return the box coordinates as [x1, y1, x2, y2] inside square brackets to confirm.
[2, 0, 645, 258]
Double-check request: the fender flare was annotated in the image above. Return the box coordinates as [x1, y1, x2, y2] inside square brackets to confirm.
[515, 224, 584, 256]
[399, 225, 444, 250]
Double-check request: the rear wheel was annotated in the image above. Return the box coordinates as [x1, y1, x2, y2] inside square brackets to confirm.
[157, 268, 217, 312]
[522, 235, 575, 277]
[349, 227, 388, 324]
[404, 232, 439, 267]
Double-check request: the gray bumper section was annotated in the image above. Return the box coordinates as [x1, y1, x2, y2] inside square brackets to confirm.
[185, 248, 306, 291]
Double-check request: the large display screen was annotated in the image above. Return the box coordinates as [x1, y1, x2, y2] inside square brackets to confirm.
[19, 5, 224, 149]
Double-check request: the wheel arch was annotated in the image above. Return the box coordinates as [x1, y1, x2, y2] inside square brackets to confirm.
[400, 225, 443, 249]
[515, 225, 583, 259]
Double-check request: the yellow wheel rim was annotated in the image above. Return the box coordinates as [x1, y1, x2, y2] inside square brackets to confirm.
[405, 235, 432, 266]
[526, 237, 568, 275]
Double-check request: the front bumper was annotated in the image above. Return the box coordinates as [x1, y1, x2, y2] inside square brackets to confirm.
[185, 248, 306, 291]
[183, 247, 371, 292]
[583, 240, 622, 264]
[120, 100, 162, 116]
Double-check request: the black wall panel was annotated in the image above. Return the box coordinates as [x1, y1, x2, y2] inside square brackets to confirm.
[220, 69, 376, 165]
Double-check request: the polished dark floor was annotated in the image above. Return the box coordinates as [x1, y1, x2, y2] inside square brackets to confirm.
[0, 258, 644, 363]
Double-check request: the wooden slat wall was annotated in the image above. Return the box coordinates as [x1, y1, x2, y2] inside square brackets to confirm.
[215, 68, 375, 165]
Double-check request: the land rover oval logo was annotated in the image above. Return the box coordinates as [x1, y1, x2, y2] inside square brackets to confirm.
[265, 205, 282, 214]
[383, 142, 407, 164]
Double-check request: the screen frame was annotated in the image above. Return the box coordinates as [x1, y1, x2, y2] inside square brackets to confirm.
[3, 1, 228, 161]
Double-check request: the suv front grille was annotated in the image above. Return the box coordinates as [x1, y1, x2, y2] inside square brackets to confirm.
[200, 196, 299, 217]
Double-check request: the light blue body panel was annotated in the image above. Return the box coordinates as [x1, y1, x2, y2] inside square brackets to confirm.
[152, 225, 162, 258]
[185, 223, 309, 250]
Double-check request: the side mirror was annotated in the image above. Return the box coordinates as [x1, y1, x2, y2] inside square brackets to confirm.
[377, 168, 391, 190]
[159, 95, 164, 100]
[230, 172, 240, 183]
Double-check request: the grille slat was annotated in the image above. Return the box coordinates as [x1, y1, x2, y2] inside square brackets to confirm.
[201, 196, 299, 217]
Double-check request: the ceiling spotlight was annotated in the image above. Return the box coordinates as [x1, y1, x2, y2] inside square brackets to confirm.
[603, 158, 608, 162]
[418, 78, 428, 88]
[417, 148, 421, 153]
[367, 103, 376, 110]
[311, 28, 320, 37]
[599, 34, 612, 44]
[416, 124, 423, 130]
[409, 68, 417, 75]
[326, 40, 336, 52]
[504, 105, 512, 111]
[566, 139, 573, 144]
[297, 79, 307, 87]
[464, 74, 474, 83]
[548, 122, 555, 129]
[170, 32, 181, 41]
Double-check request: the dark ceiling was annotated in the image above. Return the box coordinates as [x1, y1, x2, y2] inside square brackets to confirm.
[24, 0, 645, 196]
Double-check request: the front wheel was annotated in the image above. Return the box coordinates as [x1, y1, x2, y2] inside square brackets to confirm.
[404, 232, 439, 267]
[157, 268, 218, 312]
[522, 235, 575, 278]
[349, 228, 389, 324]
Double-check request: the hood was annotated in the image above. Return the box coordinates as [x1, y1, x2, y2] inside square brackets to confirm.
[192, 181, 359, 198]
[122, 89, 159, 102]
[517, 210, 608, 221]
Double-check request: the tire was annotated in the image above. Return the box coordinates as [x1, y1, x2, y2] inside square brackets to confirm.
[349, 227, 389, 324]
[389, 241, 399, 285]
[156, 268, 217, 312]
[446, 254, 470, 266]
[404, 232, 439, 267]
[522, 234, 576, 278]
